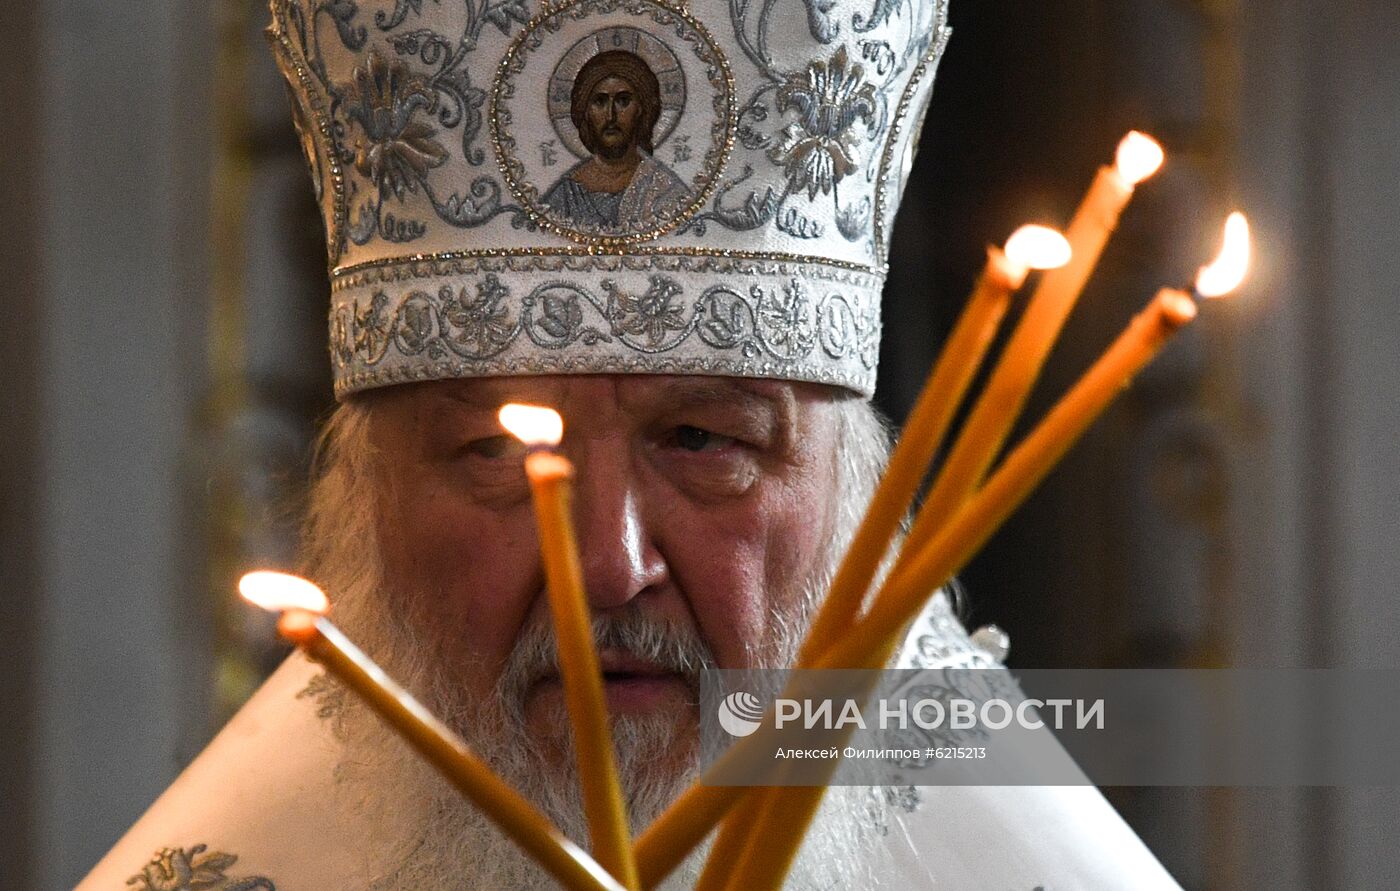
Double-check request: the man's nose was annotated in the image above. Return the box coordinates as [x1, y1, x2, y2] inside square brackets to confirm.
[570, 457, 667, 611]
[605, 99, 618, 124]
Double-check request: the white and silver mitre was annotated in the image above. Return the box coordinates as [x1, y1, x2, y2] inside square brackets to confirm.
[268, 0, 950, 398]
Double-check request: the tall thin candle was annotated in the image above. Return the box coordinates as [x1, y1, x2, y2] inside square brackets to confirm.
[700, 227, 1070, 891]
[500, 404, 640, 891]
[901, 132, 1164, 562]
[835, 290, 1200, 664]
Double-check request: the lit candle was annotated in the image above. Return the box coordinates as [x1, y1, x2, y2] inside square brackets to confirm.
[902, 132, 1165, 560]
[499, 404, 640, 891]
[795, 225, 1071, 668]
[1194, 212, 1251, 300]
[692, 230, 1074, 891]
[237, 571, 626, 891]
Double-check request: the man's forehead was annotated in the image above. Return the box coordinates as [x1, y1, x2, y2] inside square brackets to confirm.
[420, 374, 801, 412]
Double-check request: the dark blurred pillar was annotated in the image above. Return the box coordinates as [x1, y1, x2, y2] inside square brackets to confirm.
[1233, 0, 1400, 886]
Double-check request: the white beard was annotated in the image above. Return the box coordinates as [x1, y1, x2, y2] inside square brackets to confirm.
[319, 580, 890, 891]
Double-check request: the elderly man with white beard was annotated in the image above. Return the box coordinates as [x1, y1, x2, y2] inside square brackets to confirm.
[79, 0, 1184, 887]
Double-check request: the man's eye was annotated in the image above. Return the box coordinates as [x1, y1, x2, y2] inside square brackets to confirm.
[461, 435, 525, 460]
[672, 425, 736, 453]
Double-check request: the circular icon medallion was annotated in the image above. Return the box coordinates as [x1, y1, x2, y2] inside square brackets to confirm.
[492, 0, 735, 246]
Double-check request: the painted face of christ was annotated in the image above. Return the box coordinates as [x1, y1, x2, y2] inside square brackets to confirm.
[570, 50, 662, 161]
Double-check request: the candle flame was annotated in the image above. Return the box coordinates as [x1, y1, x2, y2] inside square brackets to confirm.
[499, 403, 564, 447]
[1114, 131, 1165, 186]
[1003, 225, 1072, 271]
[239, 570, 329, 614]
[1195, 212, 1251, 298]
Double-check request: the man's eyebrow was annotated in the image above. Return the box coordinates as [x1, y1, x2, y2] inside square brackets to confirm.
[651, 378, 787, 411]
[437, 382, 553, 412]
[649, 380, 799, 446]
[440, 389, 502, 409]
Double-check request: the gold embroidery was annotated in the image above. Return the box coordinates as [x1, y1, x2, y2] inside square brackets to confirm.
[126, 845, 274, 891]
[871, 9, 951, 264]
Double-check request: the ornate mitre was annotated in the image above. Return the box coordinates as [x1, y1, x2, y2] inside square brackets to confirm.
[268, 0, 950, 398]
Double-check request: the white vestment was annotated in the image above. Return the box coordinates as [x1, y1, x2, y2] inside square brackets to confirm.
[80, 596, 1182, 890]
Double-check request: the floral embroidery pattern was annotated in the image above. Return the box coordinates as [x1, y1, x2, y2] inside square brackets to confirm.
[604, 275, 689, 347]
[756, 279, 818, 360]
[268, 0, 533, 251]
[127, 845, 273, 891]
[677, 0, 946, 248]
[443, 274, 517, 353]
[329, 264, 880, 393]
[768, 46, 878, 200]
[343, 50, 448, 202]
[351, 291, 394, 358]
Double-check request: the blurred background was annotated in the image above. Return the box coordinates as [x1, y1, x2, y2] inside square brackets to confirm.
[2, 0, 1397, 888]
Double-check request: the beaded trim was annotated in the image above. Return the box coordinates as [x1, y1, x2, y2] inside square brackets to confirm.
[872, 11, 952, 265]
[331, 248, 885, 287]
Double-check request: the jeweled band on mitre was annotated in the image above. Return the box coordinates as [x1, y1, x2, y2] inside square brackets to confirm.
[267, 0, 950, 399]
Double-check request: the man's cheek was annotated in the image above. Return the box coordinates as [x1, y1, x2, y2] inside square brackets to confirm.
[680, 541, 771, 665]
[382, 510, 539, 668]
[405, 582, 520, 702]
[762, 503, 830, 599]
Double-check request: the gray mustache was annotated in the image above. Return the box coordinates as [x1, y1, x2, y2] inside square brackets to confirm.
[498, 610, 716, 703]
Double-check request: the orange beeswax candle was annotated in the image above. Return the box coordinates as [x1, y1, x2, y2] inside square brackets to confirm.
[828, 289, 1198, 673]
[525, 448, 641, 891]
[902, 134, 1163, 560]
